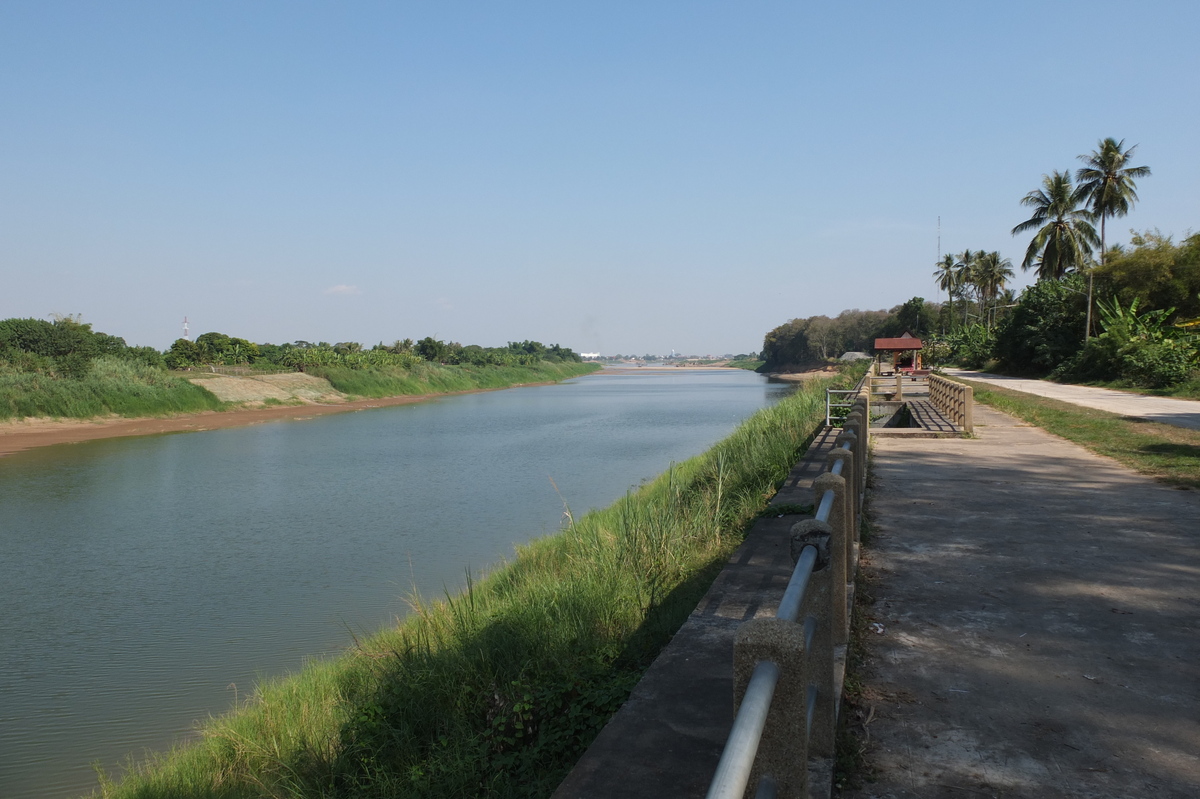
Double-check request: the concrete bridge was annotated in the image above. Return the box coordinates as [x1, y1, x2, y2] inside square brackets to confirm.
[554, 375, 1200, 798]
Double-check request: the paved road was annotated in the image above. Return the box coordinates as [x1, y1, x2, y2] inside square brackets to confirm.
[845, 404, 1200, 798]
[945, 369, 1200, 431]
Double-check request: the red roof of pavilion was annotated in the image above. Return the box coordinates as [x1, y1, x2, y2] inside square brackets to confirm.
[874, 332, 924, 351]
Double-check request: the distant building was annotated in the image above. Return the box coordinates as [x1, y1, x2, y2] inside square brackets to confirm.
[580, 352, 601, 359]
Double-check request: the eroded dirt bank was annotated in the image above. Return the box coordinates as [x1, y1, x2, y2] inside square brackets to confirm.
[0, 373, 555, 457]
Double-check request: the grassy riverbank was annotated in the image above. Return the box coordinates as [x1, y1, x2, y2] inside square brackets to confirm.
[309, 360, 599, 398]
[93, 374, 843, 799]
[0, 360, 599, 421]
[0, 357, 227, 420]
[959, 378, 1200, 489]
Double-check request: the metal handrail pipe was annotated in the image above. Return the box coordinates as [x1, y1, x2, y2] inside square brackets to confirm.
[705, 660, 783, 799]
[775, 544, 818, 623]
[815, 488, 835, 524]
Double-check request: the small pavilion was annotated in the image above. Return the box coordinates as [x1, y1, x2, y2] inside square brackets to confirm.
[874, 331, 926, 374]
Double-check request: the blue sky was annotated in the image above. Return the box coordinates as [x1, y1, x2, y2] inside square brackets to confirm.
[2, 1, 1196, 355]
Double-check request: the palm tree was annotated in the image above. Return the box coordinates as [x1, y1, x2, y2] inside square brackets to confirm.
[1011, 171, 1099, 281]
[932, 254, 958, 331]
[1076, 138, 1150, 338]
[954, 249, 980, 326]
[974, 251, 1015, 328]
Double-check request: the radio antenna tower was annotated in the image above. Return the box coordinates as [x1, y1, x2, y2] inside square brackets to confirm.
[182, 316, 190, 341]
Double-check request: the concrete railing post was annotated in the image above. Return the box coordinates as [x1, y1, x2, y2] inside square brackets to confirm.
[928, 375, 974, 434]
[895, 373, 903, 401]
[847, 401, 868, 506]
[733, 618, 810, 798]
[789, 519, 836, 760]
[811, 473, 847, 646]
[841, 415, 864, 504]
[825, 448, 856, 582]
[830, 433, 857, 514]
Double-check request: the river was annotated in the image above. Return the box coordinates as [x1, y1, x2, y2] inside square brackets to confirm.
[0, 368, 794, 798]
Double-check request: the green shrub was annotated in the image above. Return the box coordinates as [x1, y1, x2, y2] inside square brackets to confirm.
[1118, 339, 1195, 388]
[0, 356, 225, 420]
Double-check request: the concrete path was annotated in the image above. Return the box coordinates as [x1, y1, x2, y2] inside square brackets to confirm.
[945, 369, 1200, 431]
[846, 404, 1200, 798]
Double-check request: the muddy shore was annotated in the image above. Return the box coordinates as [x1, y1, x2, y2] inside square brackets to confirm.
[0, 387, 523, 458]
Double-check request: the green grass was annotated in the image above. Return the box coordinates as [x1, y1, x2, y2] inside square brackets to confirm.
[958, 378, 1200, 489]
[953, 361, 1200, 400]
[0, 360, 600, 421]
[308, 361, 600, 398]
[0, 357, 227, 420]
[1069, 374, 1200, 400]
[92, 375, 843, 799]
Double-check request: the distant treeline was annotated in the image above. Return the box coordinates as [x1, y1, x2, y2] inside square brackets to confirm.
[0, 317, 583, 378]
[0, 318, 592, 420]
[761, 230, 1200, 389]
[760, 298, 939, 370]
[164, 335, 582, 370]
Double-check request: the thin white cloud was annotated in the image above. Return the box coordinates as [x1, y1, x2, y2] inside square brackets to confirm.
[323, 284, 361, 296]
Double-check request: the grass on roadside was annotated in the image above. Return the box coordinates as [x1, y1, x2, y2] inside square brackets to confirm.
[1069, 374, 1200, 401]
[957, 378, 1200, 489]
[94, 375, 843, 799]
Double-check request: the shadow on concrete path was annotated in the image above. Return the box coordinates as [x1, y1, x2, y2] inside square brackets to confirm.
[946, 369, 1200, 431]
[844, 404, 1200, 798]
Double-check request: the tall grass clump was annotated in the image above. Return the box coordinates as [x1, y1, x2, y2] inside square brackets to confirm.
[94, 374, 843, 799]
[308, 361, 599, 398]
[0, 357, 225, 420]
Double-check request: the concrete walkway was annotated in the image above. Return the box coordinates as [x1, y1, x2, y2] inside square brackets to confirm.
[945, 369, 1200, 431]
[847, 404, 1200, 798]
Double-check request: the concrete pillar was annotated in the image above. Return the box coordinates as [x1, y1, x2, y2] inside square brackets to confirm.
[963, 383, 974, 434]
[812, 473, 848, 646]
[843, 409, 868, 507]
[825, 448, 856, 580]
[895, 373, 903, 402]
[733, 618, 810, 798]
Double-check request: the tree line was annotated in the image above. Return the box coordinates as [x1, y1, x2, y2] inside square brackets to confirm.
[763, 137, 1197, 389]
[760, 298, 937, 369]
[960, 136, 1197, 388]
[0, 319, 582, 379]
[0, 315, 166, 377]
[762, 137, 1197, 389]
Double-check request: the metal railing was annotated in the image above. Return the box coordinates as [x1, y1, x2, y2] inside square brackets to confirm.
[825, 371, 870, 427]
[707, 392, 869, 799]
